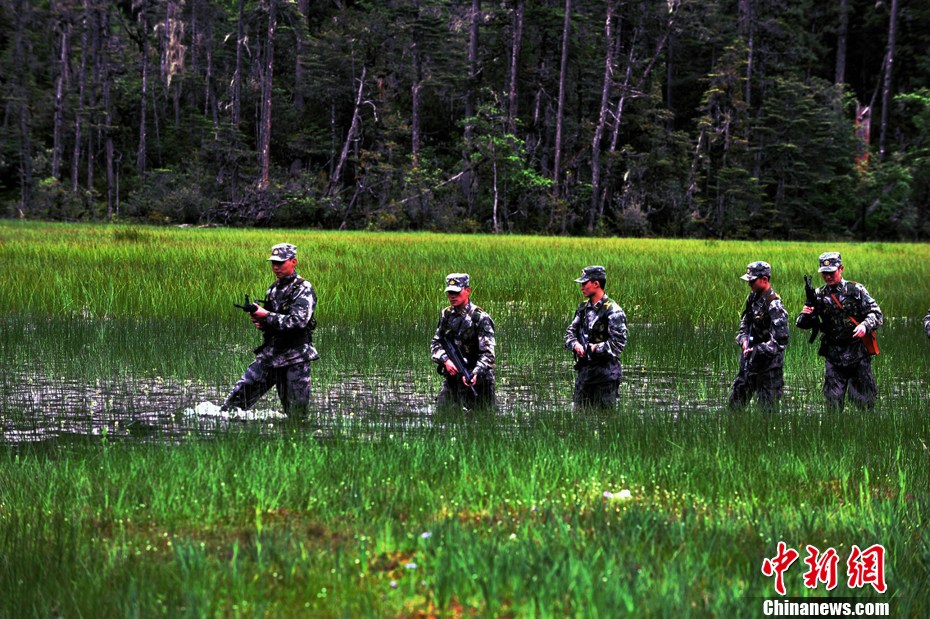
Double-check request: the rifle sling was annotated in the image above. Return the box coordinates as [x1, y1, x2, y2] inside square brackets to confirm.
[828, 282, 860, 326]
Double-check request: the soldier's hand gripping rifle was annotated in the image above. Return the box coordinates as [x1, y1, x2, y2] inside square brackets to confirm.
[440, 335, 479, 398]
[574, 323, 591, 364]
[740, 317, 756, 372]
[234, 294, 265, 314]
[801, 275, 821, 344]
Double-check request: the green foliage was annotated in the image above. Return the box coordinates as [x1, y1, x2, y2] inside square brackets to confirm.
[2, 0, 930, 238]
[124, 168, 217, 225]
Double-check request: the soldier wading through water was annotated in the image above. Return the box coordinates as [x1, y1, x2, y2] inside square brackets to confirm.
[797, 252, 883, 411]
[430, 273, 497, 411]
[564, 265, 628, 410]
[222, 243, 319, 419]
[727, 261, 790, 410]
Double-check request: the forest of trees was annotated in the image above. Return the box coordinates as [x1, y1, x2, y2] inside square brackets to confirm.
[2, 0, 929, 239]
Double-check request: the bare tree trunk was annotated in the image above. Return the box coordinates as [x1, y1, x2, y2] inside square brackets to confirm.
[506, 0, 525, 133]
[87, 1, 101, 206]
[465, 0, 479, 139]
[329, 101, 337, 180]
[73, 0, 90, 192]
[232, 0, 245, 127]
[13, 0, 34, 212]
[101, 8, 115, 219]
[666, 25, 674, 118]
[411, 45, 422, 167]
[330, 66, 367, 193]
[190, 0, 198, 110]
[599, 43, 634, 218]
[258, 0, 277, 189]
[879, 0, 898, 162]
[600, 14, 673, 218]
[589, 1, 616, 233]
[52, 2, 72, 181]
[835, 0, 848, 84]
[552, 0, 571, 195]
[137, 0, 149, 179]
[739, 0, 753, 108]
[204, 11, 218, 126]
[463, 0, 480, 216]
[162, 0, 185, 129]
[295, 0, 310, 112]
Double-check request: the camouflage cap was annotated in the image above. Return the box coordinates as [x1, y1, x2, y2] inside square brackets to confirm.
[444, 273, 470, 293]
[267, 243, 297, 262]
[574, 265, 606, 283]
[740, 261, 772, 281]
[818, 251, 842, 273]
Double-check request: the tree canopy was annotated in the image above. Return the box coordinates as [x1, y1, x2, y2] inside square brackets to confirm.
[1, 0, 929, 239]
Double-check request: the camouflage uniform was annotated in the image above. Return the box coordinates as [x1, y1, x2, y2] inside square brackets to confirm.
[223, 244, 319, 418]
[796, 253, 882, 410]
[728, 262, 790, 410]
[565, 266, 628, 409]
[431, 274, 496, 410]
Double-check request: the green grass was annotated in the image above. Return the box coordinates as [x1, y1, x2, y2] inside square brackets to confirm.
[2, 221, 929, 325]
[1, 221, 928, 616]
[2, 413, 926, 616]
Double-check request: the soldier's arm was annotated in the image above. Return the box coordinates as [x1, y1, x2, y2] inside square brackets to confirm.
[736, 299, 752, 347]
[564, 309, 582, 351]
[755, 300, 790, 357]
[430, 313, 449, 365]
[473, 314, 496, 377]
[263, 282, 314, 331]
[590, 307, 628, 358]
[857, 284, 883, 332]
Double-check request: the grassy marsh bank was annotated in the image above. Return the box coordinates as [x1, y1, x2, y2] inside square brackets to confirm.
[3, 410, 927, 616]
[1, 221, 928, 615]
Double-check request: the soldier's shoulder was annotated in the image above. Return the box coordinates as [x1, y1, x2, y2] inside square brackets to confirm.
[768, 295, 788, 313]
[472, 305, 495, 325]
[849, 280, 871, 293]
[603, 297, 626, 316]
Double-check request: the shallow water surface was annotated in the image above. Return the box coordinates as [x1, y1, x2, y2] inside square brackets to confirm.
[1, 316, 925, 445]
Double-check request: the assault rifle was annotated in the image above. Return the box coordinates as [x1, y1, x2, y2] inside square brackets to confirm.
[440, 335, 479, 398]
[234, 294, 265, 314]
[802, 275, 821, 344]
[739, 311, 756, 372]
[574, 322, 591, 364]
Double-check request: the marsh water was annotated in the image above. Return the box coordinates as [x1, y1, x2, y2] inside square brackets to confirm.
[1, 315, 926, 445]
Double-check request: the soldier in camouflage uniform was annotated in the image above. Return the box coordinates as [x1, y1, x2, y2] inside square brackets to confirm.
[222, 243, 319, 418]
[564, 266, 628, 410]
[797, 252, 882, 411]
[728, 261, 790, 410]
[430, 273, 496, 411]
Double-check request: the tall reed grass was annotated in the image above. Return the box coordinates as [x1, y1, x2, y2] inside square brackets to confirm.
[1, 221, 928, 615]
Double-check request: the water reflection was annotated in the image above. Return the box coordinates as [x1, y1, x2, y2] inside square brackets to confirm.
[0, 363, 735, 445]
[3, 317, 923, 446]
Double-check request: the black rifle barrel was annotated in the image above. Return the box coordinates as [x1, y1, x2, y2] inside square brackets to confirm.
[440, 335, 479, 398]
